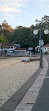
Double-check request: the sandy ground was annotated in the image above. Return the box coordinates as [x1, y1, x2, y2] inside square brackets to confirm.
[0, 57, 39, 107]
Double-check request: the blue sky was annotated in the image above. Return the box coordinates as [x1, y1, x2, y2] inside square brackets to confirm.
[0, 0, 49, 28]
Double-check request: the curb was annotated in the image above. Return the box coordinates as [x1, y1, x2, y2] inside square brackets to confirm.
[14, 57, 48, 111]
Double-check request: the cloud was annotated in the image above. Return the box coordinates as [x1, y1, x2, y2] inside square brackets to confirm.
[39, 0, 49, 3]
[0, 0, 28, 27]
[31, 0, 49, 2]
[0, 0, 28, 13]
[0, 0, 49, 28]
[0, 0, 49, 13]
[40, 0, 49, 1]
[34, 0, 49, 1]
[0, 4, 22, 13]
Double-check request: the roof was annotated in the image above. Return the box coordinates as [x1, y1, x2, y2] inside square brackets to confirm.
[1, 43, 17, 47]
[14, 44, 21, 48]
[43, 44, 49, 47]
[15, 48, 27, 50]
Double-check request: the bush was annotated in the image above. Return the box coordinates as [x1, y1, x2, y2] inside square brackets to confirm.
[44, 52, 48, 55]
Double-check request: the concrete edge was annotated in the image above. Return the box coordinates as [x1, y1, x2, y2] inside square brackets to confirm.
[14, 57, 48, 111]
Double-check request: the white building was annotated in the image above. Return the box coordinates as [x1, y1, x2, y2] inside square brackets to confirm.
[0, 43, 17, 55]
[42, 44, 49, 53]
[15, 48, 28, 56]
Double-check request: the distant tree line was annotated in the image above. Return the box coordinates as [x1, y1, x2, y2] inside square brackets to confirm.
[0, 15, 49, 48]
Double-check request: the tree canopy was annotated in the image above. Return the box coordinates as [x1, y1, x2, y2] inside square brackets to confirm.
[0, 15, 49, 48]
[0, 34, 8, 43]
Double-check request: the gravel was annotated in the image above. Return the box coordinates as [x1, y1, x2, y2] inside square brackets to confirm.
[0, 57, 39, 107]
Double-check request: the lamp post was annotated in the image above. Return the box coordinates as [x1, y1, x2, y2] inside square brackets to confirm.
[33, 19, 49, 68]
[40, 25, 43, 68]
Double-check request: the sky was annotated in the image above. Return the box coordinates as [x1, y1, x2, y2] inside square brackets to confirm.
[0, 0, 49, 28]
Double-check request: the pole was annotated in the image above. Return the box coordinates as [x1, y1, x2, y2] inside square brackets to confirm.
[40, 25, 43, 68]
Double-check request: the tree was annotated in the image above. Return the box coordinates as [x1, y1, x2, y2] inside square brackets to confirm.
[12, 25, 39, 48]
[2, 20, 13, 31]
[12, 27, 31, 48]
[34, 16, 49, 45]
[0, 25, 2, 35]
[42, 15, 49, 24]
[0, 34, 8, 43]
[0, 16, 49, 46]
[1, 20, 13, 43]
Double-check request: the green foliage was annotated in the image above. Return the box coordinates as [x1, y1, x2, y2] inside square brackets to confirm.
[44, 52, 48, 55]
[0, 16, 49, 48]
[0, 34, 8, 43]
[2, 20, 12, 31]
[0, 20, 13, 43]
[12, 26, 39, 48]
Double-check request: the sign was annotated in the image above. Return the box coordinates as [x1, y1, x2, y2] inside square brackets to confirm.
[28, 47, 33, 50]
[39, 40, 44, 46]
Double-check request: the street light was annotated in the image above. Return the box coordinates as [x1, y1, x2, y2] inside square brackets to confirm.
[33, 19, 49, 68]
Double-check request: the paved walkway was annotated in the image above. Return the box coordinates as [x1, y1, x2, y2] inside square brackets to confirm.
[31, 55, 49, 111]
[14, 56, 48, 111]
